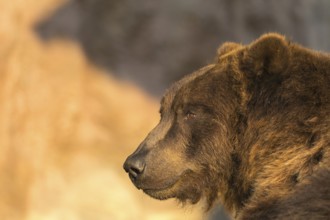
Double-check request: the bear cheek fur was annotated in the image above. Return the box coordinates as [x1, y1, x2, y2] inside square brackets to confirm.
[139, 118, 194, 190]
[175, 68, 244, 208]
[139, 110, 221, 204]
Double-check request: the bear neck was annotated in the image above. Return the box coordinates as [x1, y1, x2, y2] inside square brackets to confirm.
[220, 111, 253, 216]
[221, 46, 330, 217]
[212, 55, 254, 216]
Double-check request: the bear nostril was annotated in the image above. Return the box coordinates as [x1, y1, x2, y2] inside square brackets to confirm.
[129, 166, 144, 178]
[123, 157, 145, 180]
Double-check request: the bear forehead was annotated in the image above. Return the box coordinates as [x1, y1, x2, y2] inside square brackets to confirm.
[161, 64, 217, 108]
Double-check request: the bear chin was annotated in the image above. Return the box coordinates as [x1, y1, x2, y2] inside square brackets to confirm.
[144, 187, 202, 205]
[141, 176, 204, 205]
[142, 186, 178, 201]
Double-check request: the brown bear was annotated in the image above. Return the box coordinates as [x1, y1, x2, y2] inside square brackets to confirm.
[123, 33, 330, 219]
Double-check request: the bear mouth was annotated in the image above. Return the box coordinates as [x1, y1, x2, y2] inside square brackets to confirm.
[137, 170, 199, 202]
[131, 172, 188, 200]
[138, 176, 179, 192]
[129, 173, 180, 191]
[142, 178, 202, 205]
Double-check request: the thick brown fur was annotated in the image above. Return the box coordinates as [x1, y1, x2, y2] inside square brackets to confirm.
[124, 33, 330, 219]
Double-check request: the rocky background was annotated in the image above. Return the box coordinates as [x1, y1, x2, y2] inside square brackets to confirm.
[1, 0, 329, 220]
[37, 0, 330, 96]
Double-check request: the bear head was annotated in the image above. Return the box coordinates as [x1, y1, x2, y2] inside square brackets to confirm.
[123, 33, 291, 211]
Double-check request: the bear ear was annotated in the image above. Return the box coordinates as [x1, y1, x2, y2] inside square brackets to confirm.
[241, 33, 290, 75]
[217, 42, 242, 58]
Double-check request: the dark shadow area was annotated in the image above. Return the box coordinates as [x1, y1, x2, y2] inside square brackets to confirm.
[209, 205, 231, 220]
[34, 1, 330, 219]
[35, 0, 330, 97]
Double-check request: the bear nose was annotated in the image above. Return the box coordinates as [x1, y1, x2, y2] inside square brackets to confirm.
[123, 156, 146, 180]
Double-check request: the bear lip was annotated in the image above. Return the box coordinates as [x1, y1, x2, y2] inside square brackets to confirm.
[132, 171, 191, 195]
[136, 169, 195, 199]
[135, 177, 179, 193]
[141, 181, 177, 192]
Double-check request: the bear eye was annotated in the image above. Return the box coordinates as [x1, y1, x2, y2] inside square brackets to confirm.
[184, 111, 196, 120]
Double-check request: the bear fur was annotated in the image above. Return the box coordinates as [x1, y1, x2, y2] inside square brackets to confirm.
[124, 33, 330, 219]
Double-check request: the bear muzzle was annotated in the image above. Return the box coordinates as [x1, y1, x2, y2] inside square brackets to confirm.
[123, 153, 146, 188]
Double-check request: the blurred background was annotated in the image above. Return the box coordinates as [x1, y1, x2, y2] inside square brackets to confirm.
[0, 0, 329, 219]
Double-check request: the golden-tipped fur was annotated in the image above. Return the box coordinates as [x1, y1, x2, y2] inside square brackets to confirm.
[124, 33, 330, 219]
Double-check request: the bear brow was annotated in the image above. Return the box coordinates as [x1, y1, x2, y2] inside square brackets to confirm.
[160, 64, 216, 113]
[160, 92, 173, 109]
[185, 103, 215, 115]
[159, 97, 166, 114]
